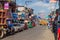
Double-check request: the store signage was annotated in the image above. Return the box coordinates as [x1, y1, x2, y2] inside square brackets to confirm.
[4, 2, 9, 9]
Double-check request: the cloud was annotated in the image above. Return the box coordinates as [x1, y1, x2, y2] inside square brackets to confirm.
[39, 10, 45, 13]
[17, 3, 22, 6]
[28, 1, 58, 10]
[38, 10, 47, 18]
[29, 1, 49, 7]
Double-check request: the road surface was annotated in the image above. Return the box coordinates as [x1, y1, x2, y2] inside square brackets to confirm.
[2, 25, 55, 40]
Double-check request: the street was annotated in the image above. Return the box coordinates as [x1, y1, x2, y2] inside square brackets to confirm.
[2, 25, 55, 40]
[0, 0, 59, 40]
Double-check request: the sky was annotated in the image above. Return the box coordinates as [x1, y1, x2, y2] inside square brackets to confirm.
[16, 0, 59, 18]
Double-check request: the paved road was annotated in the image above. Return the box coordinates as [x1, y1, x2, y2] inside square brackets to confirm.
[2, 25, 55, 40]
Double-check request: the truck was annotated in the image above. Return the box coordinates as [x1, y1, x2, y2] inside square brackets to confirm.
[0, 10, 15, 39]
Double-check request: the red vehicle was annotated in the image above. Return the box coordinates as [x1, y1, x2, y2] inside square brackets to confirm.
[57, 17, 60, 40]
[57, 28, 60, 40]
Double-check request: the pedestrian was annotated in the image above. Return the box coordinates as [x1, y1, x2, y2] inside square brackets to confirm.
[52, 13, 58, 33]
[48, 20, 50, 28]
[48, 14, 52, 29]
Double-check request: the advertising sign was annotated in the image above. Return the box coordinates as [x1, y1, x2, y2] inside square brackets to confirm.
[4, 2, 9, 9]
